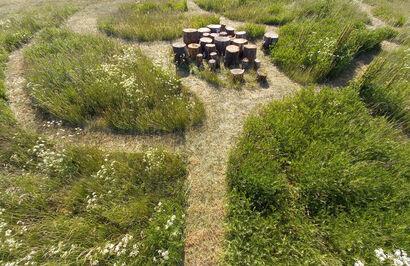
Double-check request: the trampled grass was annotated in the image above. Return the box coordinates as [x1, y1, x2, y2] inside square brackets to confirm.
[225, 86, 409, 265]
[98, 0, 220, 41]
[0, 100, 187, 265]
[0, 5, 77, 99]
[355, 47, 410, 133]
[24, 28, 204, 133]
[270, 0, 397, 84]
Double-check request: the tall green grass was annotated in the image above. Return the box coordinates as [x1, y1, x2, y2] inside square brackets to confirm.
[0, 5, 76, 99]
[355, 47, 410, 133]
[271, 0, 396, 83]
[237, 23, 266, 41]
[24, 28, 204, 133]
[194, 0, 295, 25]
[225, 86, 409, 265]
[0, 100, 187, 265]
[98, 0, 219, 41]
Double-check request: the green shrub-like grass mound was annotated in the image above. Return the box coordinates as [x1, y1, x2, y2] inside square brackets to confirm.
[24, 28, 204, 133]
[0, 99, 187, 264]
[225, 87, 409, 265]
[98, 0, 220, 41]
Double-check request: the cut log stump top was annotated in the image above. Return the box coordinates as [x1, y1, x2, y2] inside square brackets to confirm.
[188, 43, 200, 49]
[183, 28, 198, 33]
[207, 24, 222, 32]
[264, 32, 279, 39]
[244, 44, 257, 50]
[198, 27, 211, 33]
[231, 68, 245, 75]
[226, 26, 235, 31]
[205, 43, 216, 49]
[215, 36, 230, 43]
[172, 42, 186, 52]
[232, 38, 248, 46]
[226, 45, 240, 53]
[200, 37, 213, 44]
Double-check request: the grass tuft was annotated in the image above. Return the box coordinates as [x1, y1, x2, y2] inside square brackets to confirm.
[237, 23, 266, 41]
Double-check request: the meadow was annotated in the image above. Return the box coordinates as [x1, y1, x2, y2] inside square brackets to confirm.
[98, 0, 220, 41]
[24, 28, 204, 133]
[225, 87, 409, 265]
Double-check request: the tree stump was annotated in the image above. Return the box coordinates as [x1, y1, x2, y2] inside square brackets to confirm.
[243, 44, 257, 63]
[209, 33, 219, 41]
[214, 36, 230, 56]
[257, 69, 267, 82]
[263, 32, 279, 49]
[221, 24, 226, 32]
[198, 27, 211, 37]
[219, 32, 228, 37]
[231, 68, 244, 82]
[210, 52, 220, 68]
[236, 31, 246, 39]
[205, 43, 216, 59]
[241, 57, 249, 70]
[224, 45, 240, 67]
[226, 26, 235, 36]
[254, 58, 261, 70]
[207, 24, 222, 33]
[209, 59, 217, 71]
[172, 42, 188, 63]
[188, 43, 201, 61]
[183, 28, 199, 45]
[196, 53, 203, 67]
[232, 38, 248, 58]
[199, 37, 213, 54]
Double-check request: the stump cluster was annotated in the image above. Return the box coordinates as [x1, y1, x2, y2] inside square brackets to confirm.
[172, 24, 278, 84]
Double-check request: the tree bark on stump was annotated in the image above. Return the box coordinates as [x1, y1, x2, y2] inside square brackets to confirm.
[183, 28, 199, 45]
[232, 38, 248, 58]
[210, 52, 220, 68]
[214, 36, 230, 56]
[196, 53, 203, 67]
[188, 43, 201, 61]
[209, 59, 216, 71]
[221, 24, 226, 32]
[224, 45, 240, 67]
[172, 42, 188, 63]
[205, 43, 216, 59]
[231, 68, 244, 82]
[200, 37, 213, 55]
[226, 26, 235, 36]
[263, 32, 279, 49]
[241, 57, 249, 70]
[198, 27, 211, 38]
[243, 44, 257, 63]
[254, 58, 261, 70]
[257, 69, 267, 82]
[236, 31, 246, 39]
[207, 24, 222, 33]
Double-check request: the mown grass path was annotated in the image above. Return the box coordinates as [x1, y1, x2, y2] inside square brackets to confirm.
[5, 0, 398, 264]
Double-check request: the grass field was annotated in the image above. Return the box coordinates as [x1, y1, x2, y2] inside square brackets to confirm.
[356, 47, 409, 133]
[24, 28, 204, 133]
[98, 0, 219, 41]
[0, 100, 187, 265]
[363, 0, 408, 27]
[0, 5, 76, 99]
[225, 86, 409, 265]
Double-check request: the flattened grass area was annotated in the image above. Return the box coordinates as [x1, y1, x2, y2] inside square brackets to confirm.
[0, 100, 187, 264]
[24, 28, 204, 133]
[363, 0, 408, 27]
[0, 5, 77, 99]
[98, 0, 219, 41]
[225, 87, 409, 265]
[356, 47, 410, 133]
[194, 0, 296, 25]
[271, 0, 396, 83]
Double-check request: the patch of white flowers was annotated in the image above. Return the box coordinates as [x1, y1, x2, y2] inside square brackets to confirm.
[94, 155, 117, 182]
[143, 148, 165, 172]
[375, 248, 409, 266]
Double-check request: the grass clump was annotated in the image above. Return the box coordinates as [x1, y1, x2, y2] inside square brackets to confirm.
[237, 23, 266, 41]
[271, 0, 396, 83]
[355, 47, 410, 133]
[98, 0, 219, 41]
[225, 86, 409, 265]
[0, 5, 76, 99]
[0, 100, 187, 265]
[194, 0, 295, 25]
[24, 28, 204, 133]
